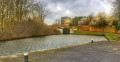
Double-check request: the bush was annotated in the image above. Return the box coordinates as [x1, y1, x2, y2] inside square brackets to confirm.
[95, 20, 108, 27]
[0, 18, 60, 40]
[113, 21, 120, 30]
[79, 18, 90, 25]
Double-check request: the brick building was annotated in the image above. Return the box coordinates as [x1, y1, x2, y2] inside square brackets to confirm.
[61, 16, 72, 26]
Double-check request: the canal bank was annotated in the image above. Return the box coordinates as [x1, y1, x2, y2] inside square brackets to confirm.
[1, 41, 120, 62]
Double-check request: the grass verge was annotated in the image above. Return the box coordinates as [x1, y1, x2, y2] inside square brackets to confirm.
[105, 33, 119, 40]
[74, 30, 119, 40]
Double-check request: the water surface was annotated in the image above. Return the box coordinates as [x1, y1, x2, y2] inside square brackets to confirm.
[0, 35, 108, 57]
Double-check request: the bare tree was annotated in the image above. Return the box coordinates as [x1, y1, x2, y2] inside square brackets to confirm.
[32, 1, 50, 22]
[0, 0, 50, 30]
[113, 0, 120, 20]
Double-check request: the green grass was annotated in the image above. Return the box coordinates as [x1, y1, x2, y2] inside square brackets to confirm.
[74, 30, 119, 40]
[74, 30, 105, 35]
[105, 33, 119, 40]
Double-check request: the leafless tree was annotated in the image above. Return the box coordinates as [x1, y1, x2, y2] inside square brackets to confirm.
[0, 0, 50, 31]
[112, 0, 120, 20]
[32, 1, 51, 22]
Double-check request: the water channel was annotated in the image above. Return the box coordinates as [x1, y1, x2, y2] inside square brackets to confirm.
[0, 35, 108, 57]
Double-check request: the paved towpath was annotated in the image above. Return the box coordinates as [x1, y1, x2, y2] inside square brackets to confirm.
[1, 41, 120, 62]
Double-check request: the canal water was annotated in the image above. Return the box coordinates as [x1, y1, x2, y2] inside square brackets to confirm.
[0, 35, 108, 57]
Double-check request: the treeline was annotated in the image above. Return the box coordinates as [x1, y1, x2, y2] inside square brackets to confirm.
[79, 12, 110, 27]
[79, 12, 120, 29]
[71, 12, 118, 28]
[74, 0, 120, 31]
[70, 16, 85, 26]
[0, 0, 60, 40]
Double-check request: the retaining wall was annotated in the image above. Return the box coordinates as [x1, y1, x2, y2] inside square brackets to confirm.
[78, 26, 117, 33]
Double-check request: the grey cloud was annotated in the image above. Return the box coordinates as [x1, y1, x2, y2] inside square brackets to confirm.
[36, 0, 111, 24]
[42, 0, 74, 3]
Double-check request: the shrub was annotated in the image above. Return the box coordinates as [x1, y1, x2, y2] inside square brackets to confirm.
[95, 20, 108, 27]
[0, 18, 60, 40]
[113, 21, 120, 30]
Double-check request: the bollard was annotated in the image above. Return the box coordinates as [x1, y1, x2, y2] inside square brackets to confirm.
[91, 39, 94, 43]
[24, 52, 28, 62]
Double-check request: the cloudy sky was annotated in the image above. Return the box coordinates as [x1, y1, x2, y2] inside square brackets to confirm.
[38, 0, 112, 25]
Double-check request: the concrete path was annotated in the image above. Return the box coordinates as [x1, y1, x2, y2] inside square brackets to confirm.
[1, 41, 120, 62]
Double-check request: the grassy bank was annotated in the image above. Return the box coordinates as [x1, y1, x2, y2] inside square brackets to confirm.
[74, 30, 119, 40]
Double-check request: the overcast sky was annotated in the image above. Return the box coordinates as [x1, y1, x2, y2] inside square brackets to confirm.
[37, 0, 112, 25]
